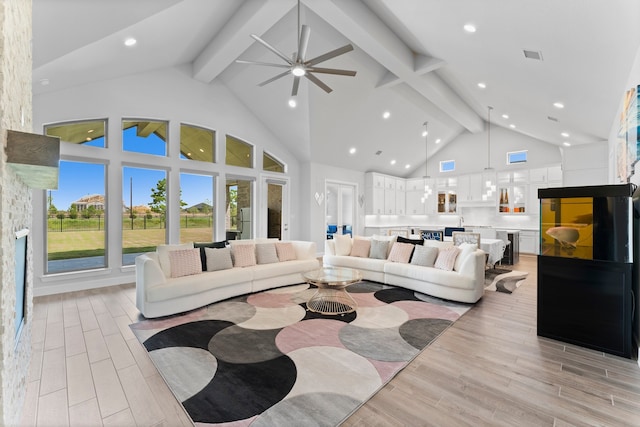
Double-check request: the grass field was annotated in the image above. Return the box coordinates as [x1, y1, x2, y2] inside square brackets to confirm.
[47, 227, 215, 259]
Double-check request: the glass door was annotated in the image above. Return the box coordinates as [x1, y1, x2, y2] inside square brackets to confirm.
[326, 181, 355, 239]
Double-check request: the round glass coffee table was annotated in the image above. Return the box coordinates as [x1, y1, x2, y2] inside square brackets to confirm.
[303, 267, 362, 315]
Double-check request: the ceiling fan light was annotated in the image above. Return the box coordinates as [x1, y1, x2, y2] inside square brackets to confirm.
[288, 98, 297, 108]
[292, 65, 306, 76]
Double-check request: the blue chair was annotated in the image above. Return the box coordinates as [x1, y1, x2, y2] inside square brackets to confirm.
[421, 230, 443, 241]
[444, 227, 465, 237]
[327, 224, 338, 239]
[343, 225, 352, 237]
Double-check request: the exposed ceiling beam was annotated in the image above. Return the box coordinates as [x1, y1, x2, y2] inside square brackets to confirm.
[193, 0, 295, 83]
[303, 0, 483, 133]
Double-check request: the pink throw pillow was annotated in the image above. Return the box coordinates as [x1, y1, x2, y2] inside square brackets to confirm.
[232, 244, 257, 267]
[387, 242, 414, 263]
[350, 239, 371, 257]
[275, 242, 297, 261]
[168, 248, 202, 278]
[434, 246, 461, 271]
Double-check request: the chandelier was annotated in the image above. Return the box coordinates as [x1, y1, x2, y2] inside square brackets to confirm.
[421, 121, 432, 203]
[482, 106, 496, 201]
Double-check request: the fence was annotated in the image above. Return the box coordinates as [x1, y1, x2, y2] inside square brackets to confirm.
[47, 214, 213, 232]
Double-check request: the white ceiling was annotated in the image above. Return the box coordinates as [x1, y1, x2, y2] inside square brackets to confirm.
[32, 0, 640, 177]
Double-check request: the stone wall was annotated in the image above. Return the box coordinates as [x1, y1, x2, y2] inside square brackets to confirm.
[0, 0, 34, 425]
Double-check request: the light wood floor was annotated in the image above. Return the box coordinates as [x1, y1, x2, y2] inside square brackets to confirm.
[20, 255, 640, 426]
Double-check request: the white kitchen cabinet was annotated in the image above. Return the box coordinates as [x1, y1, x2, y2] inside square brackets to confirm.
[366, 187, 385, 214]
[384, 189, 396, 214]
[519, 230, 539, 254]
[458, 172, 496, 206]
[384, 176, 396, 190]
[395, 178, 406, 192]
[395, 190, 406, 215]
[406, 178, 424, 192]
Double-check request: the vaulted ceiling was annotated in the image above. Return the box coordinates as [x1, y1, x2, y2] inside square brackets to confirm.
[32, 0, 640, 177]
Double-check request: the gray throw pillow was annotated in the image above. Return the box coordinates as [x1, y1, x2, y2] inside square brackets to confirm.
[369, 239, 389, 259]
[256, 243, 279, 264]
[410, 245, 439, 267]
[205, 247, 233, 271]
[194, 241, 228, 271]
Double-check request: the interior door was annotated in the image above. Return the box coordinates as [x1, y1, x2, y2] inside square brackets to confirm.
[326, 181, 355, 239]
[261, 176, 289, 240]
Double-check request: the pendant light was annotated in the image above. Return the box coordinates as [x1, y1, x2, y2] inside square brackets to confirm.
[483, 106, 496, 201]
[421, 121, 432, 203]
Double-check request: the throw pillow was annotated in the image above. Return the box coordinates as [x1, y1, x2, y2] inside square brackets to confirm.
[231, 244, 256, 267]
[256, 243, 279, 264]
[157, 242, 194, 277]
[168, 248, 201, 278]
[410, 245, 439, 267]
[454, 242, 477, 271]
[334, 234, 353, 256]
[397, 235, 424, 246]
[275, 242, 297, 261]
[194, 241, 228, 271]
[369, 239, 389, 259]
[434, 246, 461, 271]
[350, 238, 371, 257]
[205, 247, 233, 271]
[372, 234, 397, 257]
[387, 242, 414, 263]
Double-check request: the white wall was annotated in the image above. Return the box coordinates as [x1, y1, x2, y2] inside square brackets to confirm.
[562, 141, 608, 186]
[32, 65, 303, 294]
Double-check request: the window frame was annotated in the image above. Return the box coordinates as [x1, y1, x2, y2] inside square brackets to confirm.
[507, 150, 528, 165]
[439, 159, 456, 173]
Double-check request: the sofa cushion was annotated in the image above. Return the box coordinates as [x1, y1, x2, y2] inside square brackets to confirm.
[350, 238, 371, 257]
[334, 234, 352, 256]
[252, 258, 319, 281]
[454, 243, 478, 272]
[205, 247, 233, 271]
[194, 241, 228, 270]
[324, 254, 387, 272]
[387, 242, 414, 263]
[434, 246, 461, 271]
[146, 268, 253, 302]
[275, 242, 297, 261]
[410, 245, 439, 267]
[157, 242, 194, 277]
[256, 243, 279, 264]
[168, 248, 202, 278]
[232, 244, 256, 267]
[397, 235, 424, 246]
[369, 239, 389, 259]
[384, 262, 476, 290]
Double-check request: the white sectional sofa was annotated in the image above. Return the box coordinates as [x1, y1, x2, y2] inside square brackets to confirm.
[135, 239, 319, 318]
[323, 236, 485, 304]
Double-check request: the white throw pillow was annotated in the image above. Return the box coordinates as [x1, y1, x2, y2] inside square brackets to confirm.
[334, 234, 353, 256]
[256, 243, 279, 264]
[410, 245, 439, 267]
[372, 234, 398, 257]
[454, 242, 477, 271]
[205, 247, 233, 271]
[157, 242, 194, 278]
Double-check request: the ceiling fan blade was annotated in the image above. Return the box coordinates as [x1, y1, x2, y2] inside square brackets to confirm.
[307, 67, 357, 76]
[305, 73, 332, 93]
[292, 76, 300, 96]
[236, 60, 291, 69]
[250, 34, 293, 65]
[258, 70, 291, 87]
[297, 25, 311, 61]
[305, 44, 354, 66]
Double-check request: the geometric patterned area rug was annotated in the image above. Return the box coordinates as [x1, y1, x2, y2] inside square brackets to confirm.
[484, 268, 529, 294]
[130, 281, 472, 426]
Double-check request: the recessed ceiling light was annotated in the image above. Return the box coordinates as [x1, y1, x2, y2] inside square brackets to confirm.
[422, 130, 428, 137]
[435, 138, 441, 144]
[463, 24, 476, 33]
[405, 164, 411, 169]
[349, 147, 356, 154]
[509, 124, 516, 128]
[561, 132, 570, 137]
[40, 78, 50, 86]
[87, 129, 94, 133]
[124, 37, 137, 47]
[85, 137, 92, 142]
[563, 142, 571, 147]
[288, 99, 297, 108]
[199, 148, 204, 152]
[477, 82, 486, 89]
[187, 152, 191, 156]
[553, 102, 564, 109]
[390, 160, 396, 165]
[383, 111, 391, 119]
[502, 114, 509, 119]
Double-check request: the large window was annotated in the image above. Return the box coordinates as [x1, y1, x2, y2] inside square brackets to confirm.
[226, 135, 253, 168]
[46, 160, 106, 273]
[122, 167, 167, 265]
[123, 120, 167, 156]
[45, 119, 106, 148]
[263, 151, 285, 173]
[180, 173, 215, 243]
[181, 124, 215, 162]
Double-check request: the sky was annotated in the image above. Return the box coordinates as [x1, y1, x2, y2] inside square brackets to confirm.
[50, 127, 214, 211]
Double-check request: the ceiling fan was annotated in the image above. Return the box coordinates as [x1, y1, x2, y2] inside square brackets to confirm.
[236, 0, 357, 95]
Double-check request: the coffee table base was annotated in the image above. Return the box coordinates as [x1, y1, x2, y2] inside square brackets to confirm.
[307, 288, 357, 315]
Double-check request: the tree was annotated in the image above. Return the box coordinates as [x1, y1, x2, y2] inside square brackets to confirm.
[56, 211, 66, 220]
[82, 205, 96, 219]
[148, 178, 187, 219]
[68, 204, 78, 219]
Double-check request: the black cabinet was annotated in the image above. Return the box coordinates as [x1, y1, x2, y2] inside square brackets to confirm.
[501, 231, 520, 265]
[537, 256, 633, 358]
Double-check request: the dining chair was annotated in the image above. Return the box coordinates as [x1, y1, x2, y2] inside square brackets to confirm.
[421, 230, 444, 241]
[452, 231, 481, 246]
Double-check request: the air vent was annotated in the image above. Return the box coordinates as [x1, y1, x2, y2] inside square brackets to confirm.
[523, 49, 543, 61]
[547, 116, 559, 122]
[375, 150, 382, 155]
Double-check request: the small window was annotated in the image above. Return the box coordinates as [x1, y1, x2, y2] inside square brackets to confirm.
[45, 119, 106, 148]
[263, 152, 285, 173]
[507, 150, 528, 164]
[180, 124, 215, 163]
[122, 120, 167, 156]
[440, 160, 455, 172]
[226, 135, 253, 168]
